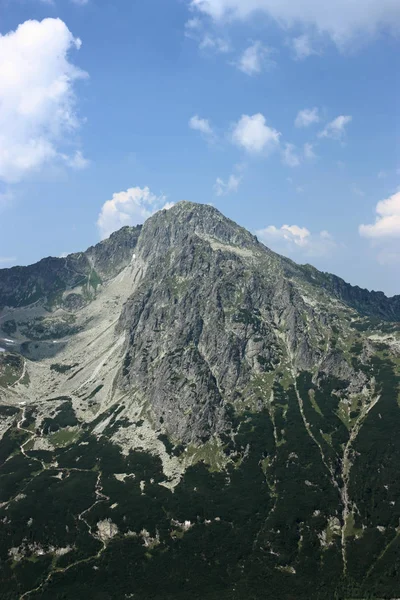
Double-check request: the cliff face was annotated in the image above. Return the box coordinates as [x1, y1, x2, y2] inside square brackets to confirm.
[0, 202, 399, 599]
[116, 203, 368, 443]
[0, 225, 142, 311]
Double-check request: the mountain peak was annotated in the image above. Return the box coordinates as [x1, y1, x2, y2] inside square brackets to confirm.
[138, 200, 259, 261]
[0, 202, 399, 599]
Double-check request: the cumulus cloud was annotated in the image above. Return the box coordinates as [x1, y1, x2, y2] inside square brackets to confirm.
[63, 150, 90, 170]
[185, 17, 203, 31]
[359, 192, 400, 239]
[295, 107, 320, 128]
[214, 173, 241, 196]
[256, 223, 336, 258]
[291, 35, 316, 60]
[190, 0, 400, 46]
[0, 18, 88, 183]
[282, 143, 301, 167]
[281, 142, 315, 168]
[189, 115, 215, 138]
[185, 18, 230, 53]
[199, 35, 231, 52]
[318, 115, 352, 140]
[236, 41, 275, 75]
[232, 113, 280, 154]
[97, 187, 172, 240]
[303, 143, 317, 160]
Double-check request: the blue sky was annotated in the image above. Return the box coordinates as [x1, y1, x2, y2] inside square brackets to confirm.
[0, 0, 399, 294]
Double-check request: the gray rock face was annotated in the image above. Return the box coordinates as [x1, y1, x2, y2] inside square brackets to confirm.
[0, 225, 141, 310]
[298, 263, 400, 321]
[85, 225, 142, 279]
[115, 202, 372, 442]
[0, 201, 397, 444]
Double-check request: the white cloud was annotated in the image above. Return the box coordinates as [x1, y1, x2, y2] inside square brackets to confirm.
[295, 107, 320, 128]
[291, 35, 316, 60]
[256, 223, 336, 258]
[0, 18, 88, 183]
[236, 41, 274, 75]
[97, 187, 171, 240]
[304, 142, 317, 160]
[214, 173, 241, 196]
[185, 18, 230, 53]
[282, 143, 301, 168]
[63, 150, 90, 170]
[199, 35, 231, 52]
[281, 141, 315, 168]
[318, 115, 352, 140]
[189, 115, 215, 137]
[232, 113, 280, 154]
[359, 191, 400, 239]
[185, 17, 203, 31]
[190, 0, 400, 46]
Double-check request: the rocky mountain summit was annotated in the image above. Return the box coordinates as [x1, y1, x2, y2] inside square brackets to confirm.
[0, 202, 399, 599]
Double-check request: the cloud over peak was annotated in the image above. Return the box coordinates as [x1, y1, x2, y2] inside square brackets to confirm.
[359, 192, 400, 239]
[97, 187, 171, 240]
[256, 223, 336, 258]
